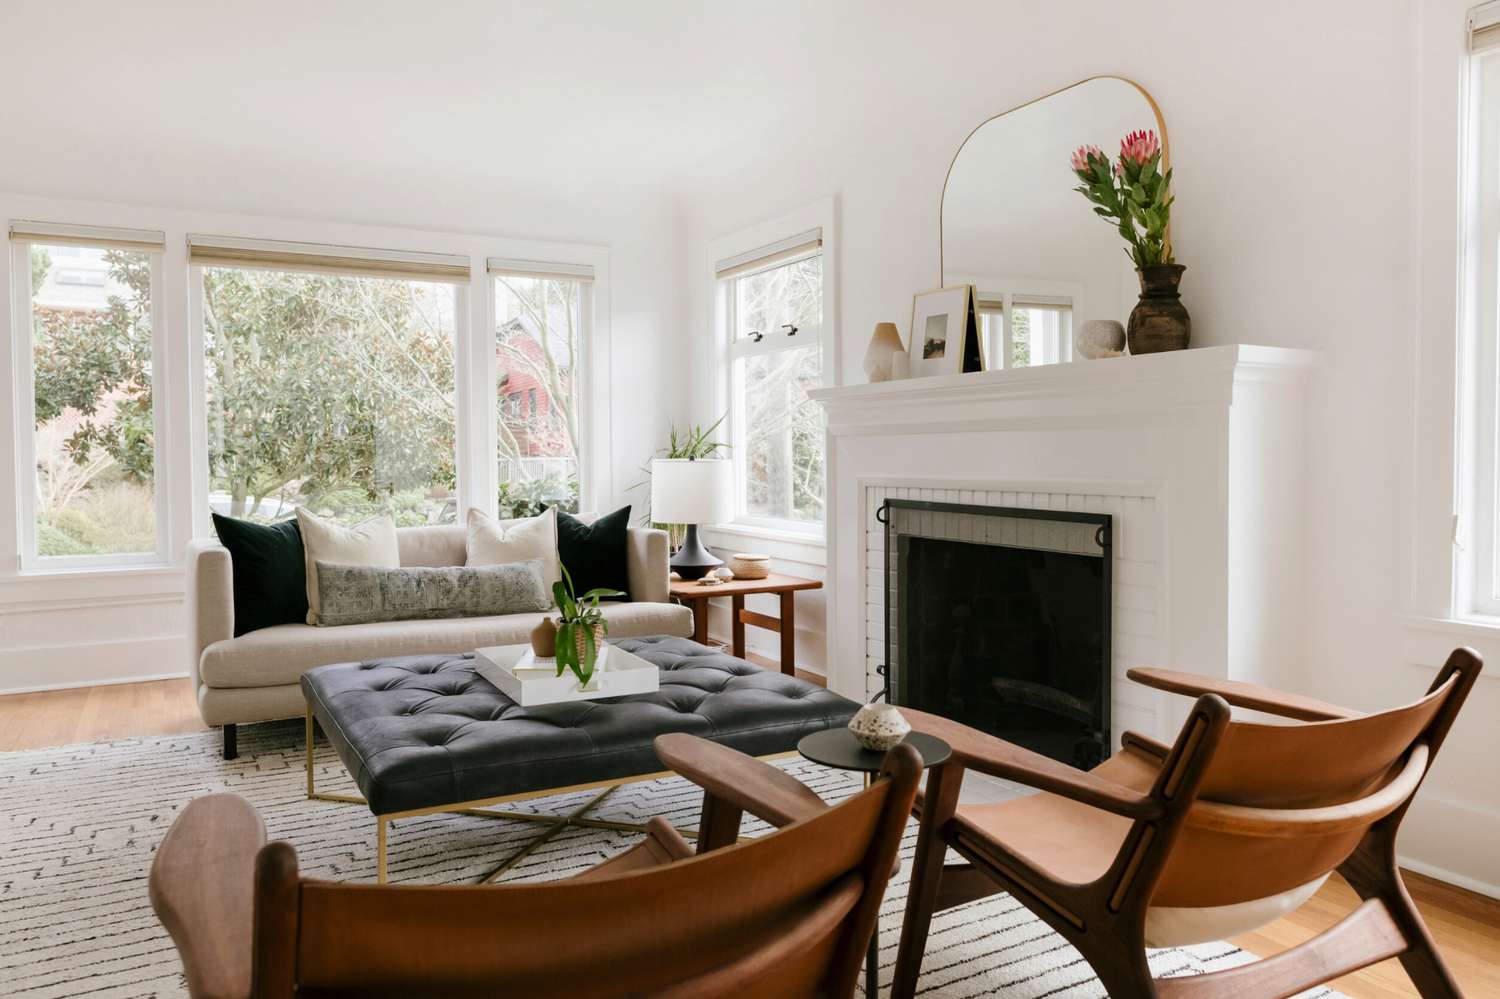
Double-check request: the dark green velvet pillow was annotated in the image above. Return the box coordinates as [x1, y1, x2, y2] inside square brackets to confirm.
[211, 513, 308, 636]
[556, 506, 632, 601]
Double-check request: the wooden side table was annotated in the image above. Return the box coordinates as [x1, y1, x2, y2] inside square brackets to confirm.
[668, 572, 822, 674]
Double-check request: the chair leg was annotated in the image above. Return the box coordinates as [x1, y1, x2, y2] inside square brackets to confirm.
[1340, 837, 1463, 999]
[222, 724, 238, 760]
[892, 763, 963, 999]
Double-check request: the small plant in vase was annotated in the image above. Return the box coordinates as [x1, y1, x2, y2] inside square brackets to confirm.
[553, 564, 625, 688]
[1070, 129, 1190, 354]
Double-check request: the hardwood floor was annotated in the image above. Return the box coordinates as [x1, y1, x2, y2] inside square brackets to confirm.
[2, 668, 1497, 998]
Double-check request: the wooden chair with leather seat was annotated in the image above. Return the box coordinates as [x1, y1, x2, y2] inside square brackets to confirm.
[150, 733, 921, 999]
[891, 648, 1481, 999]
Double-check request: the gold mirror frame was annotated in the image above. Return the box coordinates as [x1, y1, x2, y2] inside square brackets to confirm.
[938, 75, 1170, 285]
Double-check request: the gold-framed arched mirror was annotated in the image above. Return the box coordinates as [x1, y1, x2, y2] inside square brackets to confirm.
[940, 76, 1168, 367]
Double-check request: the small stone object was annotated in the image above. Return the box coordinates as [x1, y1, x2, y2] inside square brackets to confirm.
[714, 566, 735, 581]
[848, 702, 913, 752]
[1076, 319, 1126, 359]
[529, 617, 557, 657]
[863, 322, 904, 382]
[729, 553, 770, 580]
[697, 575, 725, 586]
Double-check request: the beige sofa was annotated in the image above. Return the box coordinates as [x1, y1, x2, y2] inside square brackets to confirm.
[188, 523, 693, 757]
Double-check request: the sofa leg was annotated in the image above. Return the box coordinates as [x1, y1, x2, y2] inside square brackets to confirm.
[223, 724, 238, 760]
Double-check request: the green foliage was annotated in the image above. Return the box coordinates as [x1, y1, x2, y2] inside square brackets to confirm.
[497, 473, 577, 519]
[37, 522, 97, 556]
[30, 247, 50, 296]
[552, 562, 625, 686]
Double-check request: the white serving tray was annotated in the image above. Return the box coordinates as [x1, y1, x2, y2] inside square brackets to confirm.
[474, 642, 660, 706]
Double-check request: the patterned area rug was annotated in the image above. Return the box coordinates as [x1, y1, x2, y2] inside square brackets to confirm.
[0, 722, 1339, 998]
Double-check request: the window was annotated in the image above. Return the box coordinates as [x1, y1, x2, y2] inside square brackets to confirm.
[977, 293, 1073, 369]
[10, 224, 166, 566]
[718, 230, 825, 528]
[1460, 9, 1500, 616]
[491, 261, 592, 519]
[194, 238, 464, 526]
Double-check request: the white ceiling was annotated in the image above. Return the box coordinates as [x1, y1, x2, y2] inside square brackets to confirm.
[0, 0, 980, 220]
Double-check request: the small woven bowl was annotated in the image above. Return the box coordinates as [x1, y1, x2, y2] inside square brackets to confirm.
[728, 553, 770, 580]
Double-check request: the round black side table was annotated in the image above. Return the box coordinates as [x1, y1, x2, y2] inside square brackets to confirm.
[797, 727, 952, 997]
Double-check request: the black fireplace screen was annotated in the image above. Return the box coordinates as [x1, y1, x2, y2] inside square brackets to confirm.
[880, 500, 1112, 769]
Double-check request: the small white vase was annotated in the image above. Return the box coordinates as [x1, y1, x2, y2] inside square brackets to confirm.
[848, 702, 912, 751]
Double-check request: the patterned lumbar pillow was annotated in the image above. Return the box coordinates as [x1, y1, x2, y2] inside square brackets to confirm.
[313, 559, 551, 627]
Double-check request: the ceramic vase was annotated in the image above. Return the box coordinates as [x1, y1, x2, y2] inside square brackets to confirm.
[848, 702, 912, 751]
[1127, 264, 1190, 354]
[863, 322, 904, 382]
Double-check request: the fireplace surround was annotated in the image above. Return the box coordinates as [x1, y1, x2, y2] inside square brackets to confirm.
[881, 499, 1112, 767]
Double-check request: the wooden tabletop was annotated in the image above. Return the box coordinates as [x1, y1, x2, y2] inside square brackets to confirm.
[668, 572, 823, 598]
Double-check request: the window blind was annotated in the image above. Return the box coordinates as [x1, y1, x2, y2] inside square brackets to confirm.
[714, 228, 822, 280]
[486, 257, 595, 282]
[1473, 1, 1500, 53]
[187, 234, 471, 282]
[1012, 294, 1074, 311]
[9, 220, 165, 252]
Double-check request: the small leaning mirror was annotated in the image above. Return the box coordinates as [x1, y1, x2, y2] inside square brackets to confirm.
[941, 77, 1168, 368]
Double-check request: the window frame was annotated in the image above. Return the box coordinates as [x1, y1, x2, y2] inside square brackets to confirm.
[190, 258, 468, 530]
[489, 265, 596, 512]
[0, 197, 613, 584]
[973, 287, 1077, 370]
[714, 220, 834, 539]
[9, 236, 171, 571]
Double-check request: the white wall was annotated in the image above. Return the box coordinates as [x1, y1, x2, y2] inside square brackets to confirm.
[679, 0, 1500, 892]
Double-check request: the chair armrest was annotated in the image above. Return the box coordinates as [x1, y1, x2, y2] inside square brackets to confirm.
[570, 816, 695, 881]
[903, 708, 1163, 820]
[626, 527, 670, 603]
[1127, 667, 1358, 722]
[187, 538, 234, 691]
[149, 794, 264, 999]
[654, 733, 828, 829]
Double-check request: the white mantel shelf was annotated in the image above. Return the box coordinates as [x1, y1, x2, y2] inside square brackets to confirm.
[810, 344, 1319, 435]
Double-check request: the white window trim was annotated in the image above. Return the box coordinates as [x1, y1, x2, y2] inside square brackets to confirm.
[0, 193, 611, 583]
[704, 198, 838, 541]
[9, 237, 171, 572]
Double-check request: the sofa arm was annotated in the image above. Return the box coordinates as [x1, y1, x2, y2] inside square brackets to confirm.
[626, 527, 670, 603]
[187, 538, 234, 691]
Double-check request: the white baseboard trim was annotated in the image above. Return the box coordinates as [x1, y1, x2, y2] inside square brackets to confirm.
[1397, 854, 1500, 901]
[0, 670, 190, 696]
[0, 635, 188, 694]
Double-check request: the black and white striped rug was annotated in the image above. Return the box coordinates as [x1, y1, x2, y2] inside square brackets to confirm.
[0, 722, 1338, 998]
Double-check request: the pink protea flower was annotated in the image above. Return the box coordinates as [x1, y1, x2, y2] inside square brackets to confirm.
[1070, 144, 1105, 174]
[1119, 129, 1161, 167]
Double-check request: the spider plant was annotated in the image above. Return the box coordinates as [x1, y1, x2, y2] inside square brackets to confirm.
[631, 415, 731, 546]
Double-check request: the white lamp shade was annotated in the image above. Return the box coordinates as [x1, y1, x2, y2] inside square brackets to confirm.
[651, 458, 734, 524]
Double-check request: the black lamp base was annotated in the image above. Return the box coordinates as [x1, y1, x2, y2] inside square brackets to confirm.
[670, 524, 722, 580]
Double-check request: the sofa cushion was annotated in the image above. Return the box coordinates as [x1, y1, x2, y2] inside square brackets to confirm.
[297, 509, 400, 624]
[396, 525, 466, 567]
[315, 560, 551, 626]
[466, 507, 560, 587]
[557, 505, 632, 600]
[210, 513, 307, 636]
[198, 601, 693, 689]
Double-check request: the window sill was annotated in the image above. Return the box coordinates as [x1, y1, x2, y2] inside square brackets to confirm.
[701, 522, 827, 568]
[1400, 615, 1500, 685]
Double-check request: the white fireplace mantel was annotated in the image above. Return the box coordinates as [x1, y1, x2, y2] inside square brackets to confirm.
[809, 344, 1320, 744]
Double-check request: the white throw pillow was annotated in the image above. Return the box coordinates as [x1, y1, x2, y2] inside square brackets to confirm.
[295, 507, 401, 625]
[465, 507, 560, 593]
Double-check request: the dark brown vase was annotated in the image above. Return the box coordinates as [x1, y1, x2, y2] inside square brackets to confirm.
[1127, 263, 1190, 354]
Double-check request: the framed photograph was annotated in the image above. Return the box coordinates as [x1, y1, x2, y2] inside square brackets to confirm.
[909, 285, 981, 377]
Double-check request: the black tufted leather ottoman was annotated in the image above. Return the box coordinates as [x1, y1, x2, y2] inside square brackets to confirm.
[301, 635, 858, 820]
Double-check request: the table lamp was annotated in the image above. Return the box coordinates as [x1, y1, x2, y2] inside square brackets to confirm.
[651, 458, 734, 580]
